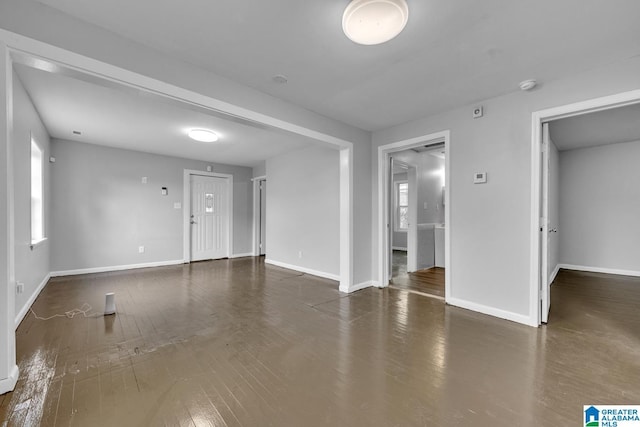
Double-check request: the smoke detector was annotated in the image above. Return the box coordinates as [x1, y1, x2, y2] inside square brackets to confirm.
[519, 79, 537, 91]
[272, 75, 288, 84]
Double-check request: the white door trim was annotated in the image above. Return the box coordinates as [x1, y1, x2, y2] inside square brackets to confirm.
[530, 89, 640, 326]
[183, 171, 233, 262]
[251, 175, 266, 256]
[0, 41, 18, 394]
[406, 165, 418, 272]
[377, 130, 451, 302]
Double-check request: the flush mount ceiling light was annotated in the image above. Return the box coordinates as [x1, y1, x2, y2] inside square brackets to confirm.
[188, 129, 219, 143]
[342, 0, 409, 45]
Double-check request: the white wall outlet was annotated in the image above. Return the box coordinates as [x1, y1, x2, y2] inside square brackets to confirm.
[206, 165, 213, 172]
[141, 177, 148, 184]
[138, 246, 145, 253]
[298, 250, 303, 259]
[16, 282, 24, 294]
[173, 202, 181, 209]
[473, 106, 484, 119]
[474, 172, 487, 184]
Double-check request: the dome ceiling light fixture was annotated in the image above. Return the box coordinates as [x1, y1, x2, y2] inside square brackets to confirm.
[188, 129, 219, 143]
[342, 0, 409, 46]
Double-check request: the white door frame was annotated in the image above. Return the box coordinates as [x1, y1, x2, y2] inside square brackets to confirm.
[529, 89, 640, 326]
[0, 42, 18, 395]
[377, 130, 451, 301]
[183, 170, 233, 262]
[251, 175, 266, 256]
[406, 164, 418, 272]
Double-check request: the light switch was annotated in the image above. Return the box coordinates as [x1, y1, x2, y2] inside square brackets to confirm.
[161, 187, 168, 196]
[141, 177, 148, 184]
[474, 172, 487, 184]
[173, 202, 181, 209]
[423, 202, 428, 210]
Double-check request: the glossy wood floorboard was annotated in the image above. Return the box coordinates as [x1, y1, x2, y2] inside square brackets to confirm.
[390, 250, 445, 297]
[1, 261, 639, 426]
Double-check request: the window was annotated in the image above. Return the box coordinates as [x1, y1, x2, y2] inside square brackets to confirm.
[395, 181, 408, 231]
[31, 138, 45, 244]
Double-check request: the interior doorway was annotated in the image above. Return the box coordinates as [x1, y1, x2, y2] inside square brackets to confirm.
[183, 170, 233, 262]
[531, 89, 640, 326]
[252, 175, 267, 256]
[388, 147, 446, 299]
[377, 130, 451, 301]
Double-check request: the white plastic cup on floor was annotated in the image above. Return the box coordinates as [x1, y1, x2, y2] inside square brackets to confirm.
[104, 292, 116, 315]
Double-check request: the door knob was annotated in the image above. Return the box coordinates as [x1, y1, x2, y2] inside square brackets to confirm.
[190, 220, 197, 225]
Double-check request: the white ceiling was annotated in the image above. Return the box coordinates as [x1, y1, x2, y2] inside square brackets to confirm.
[14, 64, 318, 167]
[35, 0, 640, 131]
[549, 103, 640, 151]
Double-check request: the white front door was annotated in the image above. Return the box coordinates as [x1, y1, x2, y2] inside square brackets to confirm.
[190, 175, 229, 261]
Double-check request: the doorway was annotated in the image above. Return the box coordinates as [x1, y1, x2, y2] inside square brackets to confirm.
[531, 90, 640, 326]
[183, 170, 233, 262]
[377, 130, 451, 300]
[388, 148, 445, 299]
[252, 176, 267, 256]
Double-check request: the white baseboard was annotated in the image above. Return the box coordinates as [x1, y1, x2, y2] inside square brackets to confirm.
[264, 259, 340, 282]
[339, 280, 374, 294]
[50, 259, 185, 277]
[447, 297, 536, 327]
[15, 273, 51, 329]
[392, 246, 407, 251]
[0, 365, 19, 395]
[230, 253, 254, 259]
[558, 264, 640, 278]
[548, 264, 561, 286]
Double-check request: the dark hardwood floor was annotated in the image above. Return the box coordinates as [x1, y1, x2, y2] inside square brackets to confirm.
[1, 260, 639, 426]
[390, 250, 445, 298]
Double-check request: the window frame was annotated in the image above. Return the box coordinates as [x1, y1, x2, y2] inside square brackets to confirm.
[394, 180, 409, 232]
[30, 136, 46, 247]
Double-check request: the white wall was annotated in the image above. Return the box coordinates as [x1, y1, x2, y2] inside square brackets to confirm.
[373, 56, 640, 324]
[252, 161, 266, 178]
[548, 140, 560, 282]
[50, 139, 253, 272]
[266, 145, 340, 278]
[559, 140, 640, 273]
[13, 71, 50, 324]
